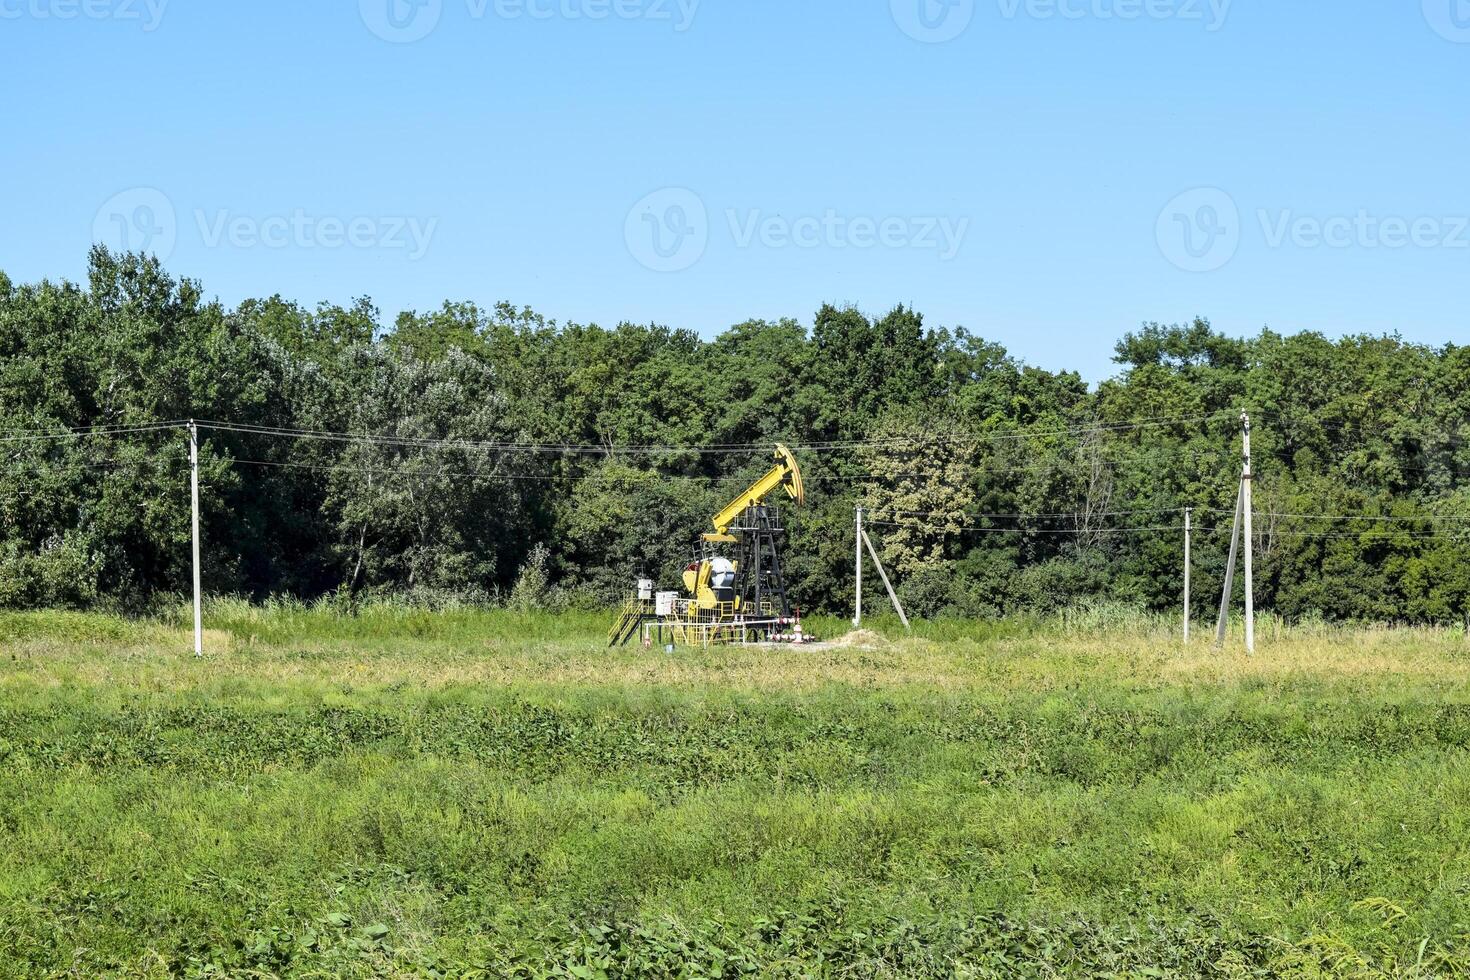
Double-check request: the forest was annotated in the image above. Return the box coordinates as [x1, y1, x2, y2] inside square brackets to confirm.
[2, 247, 1468, 623]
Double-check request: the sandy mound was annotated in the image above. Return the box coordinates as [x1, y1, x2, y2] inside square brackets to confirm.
[822, 629, 888, 649]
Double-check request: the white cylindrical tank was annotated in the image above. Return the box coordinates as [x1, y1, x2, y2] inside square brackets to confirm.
[709, 558, 736, 590]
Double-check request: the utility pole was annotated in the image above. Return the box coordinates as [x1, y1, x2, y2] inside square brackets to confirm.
[1214, 412, 1254, 654]
[1183, 507, 1192, 644]
[1242, 413, 1255, 655]
[1215, 486, 1243, 648]
[862, 527, 911, 631]
[853, 506, 863, 627]
[850, 508, 910, 632]
[189, 420, 202, 657]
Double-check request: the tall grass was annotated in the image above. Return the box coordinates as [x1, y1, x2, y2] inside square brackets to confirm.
[3, 605, 1470, 976]
[191, 595, 609, 645]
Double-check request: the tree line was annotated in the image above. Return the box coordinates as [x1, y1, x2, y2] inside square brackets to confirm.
[2, 247, 1468, 623]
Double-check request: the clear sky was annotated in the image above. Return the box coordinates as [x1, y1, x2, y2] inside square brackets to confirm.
[2, 0, 1467, 381]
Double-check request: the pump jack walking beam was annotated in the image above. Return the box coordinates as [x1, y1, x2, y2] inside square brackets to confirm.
[707, 445, 805, 540]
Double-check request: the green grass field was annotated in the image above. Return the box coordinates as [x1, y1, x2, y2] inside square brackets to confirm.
[3, 605, 1470, 978]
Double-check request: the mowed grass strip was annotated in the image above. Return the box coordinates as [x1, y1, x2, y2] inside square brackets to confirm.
[2, 608, 1470, 977]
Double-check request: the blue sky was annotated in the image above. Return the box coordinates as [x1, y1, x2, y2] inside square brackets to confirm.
[2, 0, 1467, 381]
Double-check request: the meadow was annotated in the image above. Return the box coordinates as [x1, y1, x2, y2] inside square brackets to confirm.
[2, 603, 1470, 978]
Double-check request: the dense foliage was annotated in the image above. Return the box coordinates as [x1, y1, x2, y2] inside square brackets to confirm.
[3, 248, 1469, 621]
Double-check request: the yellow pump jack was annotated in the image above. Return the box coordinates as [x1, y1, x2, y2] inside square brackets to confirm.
[610, 444, 811, 647]
[683, 444, 805, 610]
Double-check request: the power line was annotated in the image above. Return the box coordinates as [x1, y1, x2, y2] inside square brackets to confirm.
[1, 453, 187, 475]
[954, 411, 1242, 443]
[3, 410, 1465, 460]
[866, 521, 1186, 535]
[1199, 508, 1470, 524]
[1259, 528, 1470, 540]
[0, 419, 190, 435]
[222, 456, 938, 485]
[0, 422, 187, 445]
[196, 420, 916, 456]
[1256, 410, 1470, 445]
[192, 411, 1246, 456]
[1, 456, 187, 498]
[865, 520, 1470, 542]
[1199, 524, 1469, 541]
[865, 505, 1189, 520]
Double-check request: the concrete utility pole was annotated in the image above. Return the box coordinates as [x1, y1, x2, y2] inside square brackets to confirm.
[1184, 507, 1192, 644]
[854, 506, 863, 627]
[1215, 491, 1242, 647]
[851, 508, 910, 632]
[862, 528, 911, 631]
[1242, 413, 1255, 655]
[1214, 412, 1255, 654]
[189, 420, 202, 657]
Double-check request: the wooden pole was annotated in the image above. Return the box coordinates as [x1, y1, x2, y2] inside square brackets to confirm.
[1215, 481, 1243, 648]
[1242, 413, 1255, 655]
[1184, 507, 1192, 644]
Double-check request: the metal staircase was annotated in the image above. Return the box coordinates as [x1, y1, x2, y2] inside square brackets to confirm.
[607, 599, 650, 647]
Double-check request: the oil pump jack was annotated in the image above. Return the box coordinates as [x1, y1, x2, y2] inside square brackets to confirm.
[609, 445, 812, 647]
